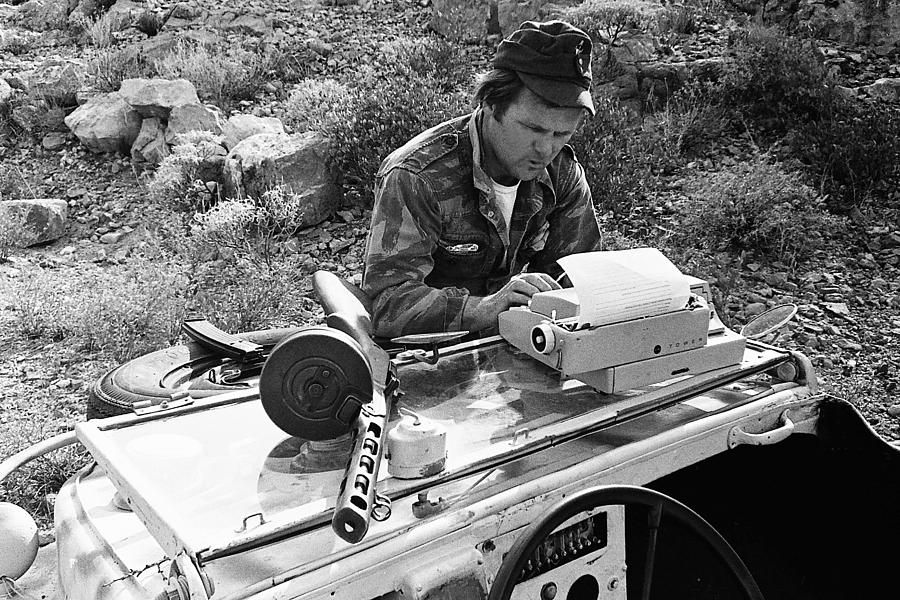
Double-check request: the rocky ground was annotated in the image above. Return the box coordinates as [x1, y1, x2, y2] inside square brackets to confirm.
[0, 0, 899, 553]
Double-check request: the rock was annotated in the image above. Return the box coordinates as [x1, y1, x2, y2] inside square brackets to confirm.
[99, 231, 126, 244]
[745, 302, 767, 317]
[223, 14, 273, 36]
[130, 117, 170, 167]
[136, 34, 183, 61]
[138, 30, 221, 62]
[14, 0, 77, 32]
[0, 199, 68, 247]
[164, 103, 224, 144]
[18, 58, 87, 107]
[861, 78, 900, 102]
[104, 0, 145, 31]
[170, 3, 204, 19]
[888, 404, 900, 417]
[836, 339, 863, 352]
[65, 92, 142, 154]
[67, 0, 102, 26]
[119, 78, 200, 119]
[823, 302, 851, 316]
[0, 78, 13, 109]
[222, 114, 285, 150]
[330, 238, 353, 252]
[224, 131, 341, 228]
[42, 132, 68, 151]
[306, 38, 333, 57]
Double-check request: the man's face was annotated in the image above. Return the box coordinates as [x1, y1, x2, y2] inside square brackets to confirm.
[481, 87, 584, 185]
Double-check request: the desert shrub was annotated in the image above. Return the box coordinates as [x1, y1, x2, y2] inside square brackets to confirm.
[71, 10, 117, 48]
[657, 3, 700, 36]
[648, 84, 727, 158]
[330, 76, 467, 192]
[0, 444, 90, 528]
[376, 36, 473, 93]
[0, 211, 27, 262]
[715, 25, 836, 132]
[188, 186, 308, 270]
[283, 37, 472, 205]
[0, 165, 29, 200]
[86, 45, 156, 92]
[154, 40, 289, 108]
[708, 25, 898, 211]
[184, 257, 311, 333]
[134, 9, 166, 36]
[0, 99, 18, 141]
[147, 130, 225, 212]
[565, 0, 658, 43]
[564, 0, 659, 79]
[569, 95, 663, 227]
[786, 99, 900, 212]
[283, 79, 352, 133]
[266, 38, 318, 86]
[8, 260, 187, 362]
[674, 155, 841, 266]
[293, 37, 471, 203]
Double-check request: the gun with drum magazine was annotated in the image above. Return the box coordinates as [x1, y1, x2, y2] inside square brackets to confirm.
[258, 271, 394, 544]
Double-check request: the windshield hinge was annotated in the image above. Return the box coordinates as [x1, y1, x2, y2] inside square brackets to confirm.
[132, 391, 195, 415]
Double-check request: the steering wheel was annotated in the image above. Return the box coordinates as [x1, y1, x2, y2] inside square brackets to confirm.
[489, 485, 765, 600]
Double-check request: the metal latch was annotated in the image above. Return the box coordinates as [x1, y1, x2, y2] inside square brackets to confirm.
[132, 390, 195, 415]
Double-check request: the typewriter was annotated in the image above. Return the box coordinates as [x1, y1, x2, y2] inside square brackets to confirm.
[499, 249, 746, 393]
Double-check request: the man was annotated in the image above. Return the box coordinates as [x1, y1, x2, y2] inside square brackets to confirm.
[362, 20, 602, 337]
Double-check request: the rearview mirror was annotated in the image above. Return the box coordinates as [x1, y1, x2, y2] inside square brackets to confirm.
[740, 304, 798, 340]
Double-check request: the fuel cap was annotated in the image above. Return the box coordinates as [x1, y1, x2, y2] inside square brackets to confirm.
[259, 326, 373, 440]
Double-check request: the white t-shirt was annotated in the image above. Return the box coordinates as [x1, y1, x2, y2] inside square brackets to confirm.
[491, 179, 520, 244]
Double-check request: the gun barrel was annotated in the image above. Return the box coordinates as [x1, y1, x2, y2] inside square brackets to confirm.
[332, 386, 389, 544]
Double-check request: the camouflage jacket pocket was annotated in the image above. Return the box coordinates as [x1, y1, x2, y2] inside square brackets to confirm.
[434, 234, 490, 280]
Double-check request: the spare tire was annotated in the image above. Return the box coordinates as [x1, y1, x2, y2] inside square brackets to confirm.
[87, 327, 304, 419]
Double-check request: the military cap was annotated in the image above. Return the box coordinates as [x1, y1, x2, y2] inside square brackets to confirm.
[493, 20, 595, 116]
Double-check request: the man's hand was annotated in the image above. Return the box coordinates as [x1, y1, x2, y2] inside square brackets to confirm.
[462, 272, 561, 332]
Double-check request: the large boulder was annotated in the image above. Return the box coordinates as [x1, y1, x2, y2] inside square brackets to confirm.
[222, 114, 285, 150]
[224, 132, 341, 228]
[64, 92, 142, 154]
[0, 199, 68, 247]
[119, 78, 200, 119]
[861, 77, 900, 101]
[165, 103, 224, 144]
[14, 0, 78, 32]
[104, 0, 146, 31]
[17, 58, 87, 107]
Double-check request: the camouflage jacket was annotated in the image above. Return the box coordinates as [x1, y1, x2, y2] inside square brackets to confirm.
[362, 109, 601, 337]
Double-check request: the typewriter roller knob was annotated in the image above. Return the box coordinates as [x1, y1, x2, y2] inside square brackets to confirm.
[531, 323, 557, 355]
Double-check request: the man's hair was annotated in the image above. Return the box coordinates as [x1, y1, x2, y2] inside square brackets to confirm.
[472, 69, 526, 120]
[473, 68, 570, 120]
